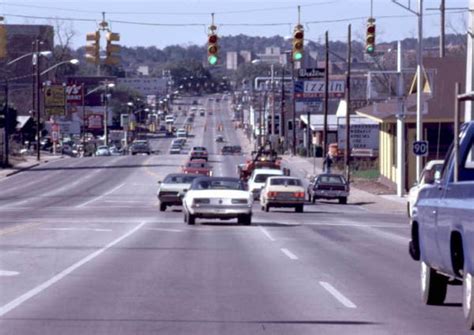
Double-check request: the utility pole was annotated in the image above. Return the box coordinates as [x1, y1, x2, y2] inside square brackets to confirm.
[466, 0, 474, 121]
[270, 64, 275, 137]
[291, 57, 296, 155]
[440, 0, 445, 58]
[81, 83, 86, 153]
[103, 81, 109, 146]
[34, 39, 41, 162]
[3, 79, 9, 167]
[344, 25, 352, 182]
[396, 41, 406, 196]
[323, 31, 329, 159]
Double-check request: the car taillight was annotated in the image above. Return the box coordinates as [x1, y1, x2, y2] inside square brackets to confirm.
[294, 192, 305, 198]
[267, 191, 278, 197]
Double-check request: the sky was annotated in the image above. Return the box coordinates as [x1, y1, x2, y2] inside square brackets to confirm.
[0, 0, 469, 49]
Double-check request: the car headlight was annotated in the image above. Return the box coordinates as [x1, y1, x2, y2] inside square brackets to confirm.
[231, 199, 248, 204]
[193, 198, 211, 206]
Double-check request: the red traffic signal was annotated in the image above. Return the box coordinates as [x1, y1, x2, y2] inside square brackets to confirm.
[208, 34, 218, 44]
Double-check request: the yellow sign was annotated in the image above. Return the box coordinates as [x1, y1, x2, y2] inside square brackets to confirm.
[45, 106, 65, 116]
[44, 86, 65, 107]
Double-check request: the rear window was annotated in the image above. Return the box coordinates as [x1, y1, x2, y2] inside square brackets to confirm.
[164, 175, 198, 184]
[270, 178, 302, 186]
[255, 173, 280, 183]
[317, 175, 344, 184]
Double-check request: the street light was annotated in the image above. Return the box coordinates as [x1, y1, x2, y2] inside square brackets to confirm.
[40, 59, 79, 76]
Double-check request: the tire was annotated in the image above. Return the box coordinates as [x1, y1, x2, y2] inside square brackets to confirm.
[421, 261, 448, 305]
[312, 195, 317, 204]
[295, 204, 303, 213]
[265, 204, 270, 212]
[238, 214, 252, 225]
[187, 213, 195, 225]
[159, 203, 167, 212]
[463, 267, 474, 330]
[339, 197, 348, 205]
[307, 194, 312, 203]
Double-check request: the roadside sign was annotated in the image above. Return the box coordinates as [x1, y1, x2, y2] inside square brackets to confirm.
[44, 85, 65, 116]
[294, 80, 345, 99]
[66, 84, 83, 104]
[87, 114, 103, 129]
[412, 140, 429, 156]
[297, 68, 325, 79]
[52, 131, 59, 142]
[120, 114, 129, 128]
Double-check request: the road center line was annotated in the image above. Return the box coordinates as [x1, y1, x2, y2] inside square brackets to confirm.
[259, 226, 275, 241]
[76, 183, 126, 208]
[0, 221, 147, 317]
[319, 281, 357, 309]
[280, 248, 298, 260]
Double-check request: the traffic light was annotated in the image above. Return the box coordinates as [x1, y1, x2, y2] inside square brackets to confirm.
[366, 18, 376, 55]
[105, 32, 121, 65]
[85, 31, 100, 65]
[292, 24, 304, 61]
[207, 31, 218, 65]
[0, 18, 7, 59]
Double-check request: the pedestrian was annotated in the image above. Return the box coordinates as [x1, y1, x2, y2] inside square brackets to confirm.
[323, 152, 333, 173]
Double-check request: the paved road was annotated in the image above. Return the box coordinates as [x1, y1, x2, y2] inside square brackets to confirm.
[0, 95, 470, 334]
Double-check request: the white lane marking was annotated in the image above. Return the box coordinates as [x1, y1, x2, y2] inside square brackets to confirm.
[144, 228, 183, 233]
[319, 281, 357, 309]
[0, 221, 146, 317]
[76, 183, 126, 208]
[280, 248, 298, 260]
[40, 228, 112, 232]
[0, 270, 20, 277]
[103, 200, 144, 204]
[259, 226, 275, 241]
[304, 222, 405, 229]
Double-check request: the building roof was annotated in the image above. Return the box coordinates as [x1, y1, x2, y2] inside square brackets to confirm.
[355, 57, 466, 123]
[300, 114, 377, 131]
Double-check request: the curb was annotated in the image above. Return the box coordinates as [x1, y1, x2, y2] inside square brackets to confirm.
[5, 162, 41, 177]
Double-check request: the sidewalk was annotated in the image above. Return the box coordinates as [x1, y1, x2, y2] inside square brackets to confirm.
[281, 155, 407, 214]
[0, 154, 65, 179]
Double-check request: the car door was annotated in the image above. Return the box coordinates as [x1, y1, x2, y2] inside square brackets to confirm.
[436, 130, 474, 273]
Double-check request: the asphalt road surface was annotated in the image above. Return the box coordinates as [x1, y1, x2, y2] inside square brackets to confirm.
[0, 96, 470, 334]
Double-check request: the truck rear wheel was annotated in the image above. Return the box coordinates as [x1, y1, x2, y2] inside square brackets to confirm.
[421, 261, 447, 305]
[159, 203, 167, 212]
[463, 267, 474, 330]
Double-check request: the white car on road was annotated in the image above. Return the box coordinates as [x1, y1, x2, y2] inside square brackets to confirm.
[182, 177, 253, 225]
[260, 176, 306, 212]
[248, 168, 284, 200]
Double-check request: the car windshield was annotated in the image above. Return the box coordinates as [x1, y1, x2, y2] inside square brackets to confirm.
[254, 173, 280, 183]
[164, 175, 198, 184]
[318, 175, 344, 184]
[193, 179, 243, 190]
[270, 178, 302, 186]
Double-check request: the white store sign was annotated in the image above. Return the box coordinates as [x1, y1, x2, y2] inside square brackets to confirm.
[337, 124, 379, 150]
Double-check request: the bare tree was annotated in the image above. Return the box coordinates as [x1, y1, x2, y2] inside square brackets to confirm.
[49, 18, 76, 62]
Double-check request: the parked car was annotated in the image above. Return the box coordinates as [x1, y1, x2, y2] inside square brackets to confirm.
[260, 176, 305, 212]
[307, 173, 349, 204]
[109, 146, 123, 156]
[190, 146, 208, 161]
[130, 140, 151, 155]
[156, 173, 201, 211]
[407, 159, 444, 218]
[182, 159, 212, 176]
[182, 177, 253, 225]
[95, 145, 111, 156]
[409, 121, 474, 330]
[248, 168, 284, 200]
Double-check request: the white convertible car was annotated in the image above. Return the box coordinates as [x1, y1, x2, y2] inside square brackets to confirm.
[182, 177, 253, 225]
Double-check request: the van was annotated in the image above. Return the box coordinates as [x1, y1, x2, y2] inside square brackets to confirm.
[248, 168, 284, 200]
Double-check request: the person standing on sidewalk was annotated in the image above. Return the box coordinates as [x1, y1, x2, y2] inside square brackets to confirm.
[323, 152, 333, 173]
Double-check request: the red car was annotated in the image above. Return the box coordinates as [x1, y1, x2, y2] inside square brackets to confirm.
[182, 159, 212, 176]
[190, 146, 208, 161]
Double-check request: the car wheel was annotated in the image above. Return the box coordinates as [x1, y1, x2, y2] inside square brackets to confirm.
[421, 261, 448, 305]
[308, 194, 312, 203]
[312, 196, 316, 204]
[238, 214, 251, 225]
[265, 204, 270, 212]
[464, 266, 474, 330]
[339, 197, 348, 205]
[159, 203, 167, 212]
[295, 205, 304, 213]
[187, 213, 195, 225]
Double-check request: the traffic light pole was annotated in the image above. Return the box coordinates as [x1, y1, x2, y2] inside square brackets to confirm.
[323, 31, 329, 159]
[345, 25, 352, 182]
[34, 39, 41, 162]
[291, 57, 296, 155]
[3, 79, 9, 167]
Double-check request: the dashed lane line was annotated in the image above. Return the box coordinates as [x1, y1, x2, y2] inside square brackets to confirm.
[259, 226, 276, 241]
[319, 281, 357, 309]
[0, 221, 147, 317]
[75, 182, 126, 208]
[280, 248, 298, 260]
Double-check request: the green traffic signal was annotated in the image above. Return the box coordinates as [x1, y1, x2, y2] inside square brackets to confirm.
[208, 55, 218, 65]
[293, 52, 303, 61]
[366, 45, 374, 54]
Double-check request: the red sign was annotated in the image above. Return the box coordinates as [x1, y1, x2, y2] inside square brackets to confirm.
[66, 84, 83, 105]
[52, 123, 60, 132]
[87, 114, 103, 129]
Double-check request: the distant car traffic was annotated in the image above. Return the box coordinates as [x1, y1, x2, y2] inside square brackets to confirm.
[176, 128, 188, 139]
[260, 176, 305, 212]
[407, 160, 444, 218]
[308, 174, 349, 204]
[221, 146, 234, 155]
[182, 159, 212, 176]
[95, 145, 111, 156]
[156, 173, 201, 212]
[182, 177, 253, 225]
[215, 135, 224, 142]
[248, 168, 284, 200]
[109, 147, 123, 156]
[169, 143, 182, 154]
[190, 146, 208, 161]
[130, 140, 151, 155]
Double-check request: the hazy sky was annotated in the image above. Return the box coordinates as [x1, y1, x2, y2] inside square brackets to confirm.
[1, 0, 469, 48]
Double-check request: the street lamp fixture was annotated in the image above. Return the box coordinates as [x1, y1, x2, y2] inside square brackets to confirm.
[40, 58, 79, 76]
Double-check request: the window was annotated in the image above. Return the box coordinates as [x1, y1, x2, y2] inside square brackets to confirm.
[318, 176, 344, 184]
[270, 178, 302, 186]
[460, 140, 474, 181]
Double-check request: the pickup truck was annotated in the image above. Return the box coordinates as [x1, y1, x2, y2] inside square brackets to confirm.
[409, 121, 474, 329]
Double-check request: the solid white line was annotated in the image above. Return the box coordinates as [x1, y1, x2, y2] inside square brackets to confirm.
[259, 226, 275, 241]
[0, 221, 146, 317]
[40, 228, 112, 232]
[144, 228, 183, 233]
[280, 248, 298, 260]
[319, 281, 357, 309]
[76, 183, 126, 208]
